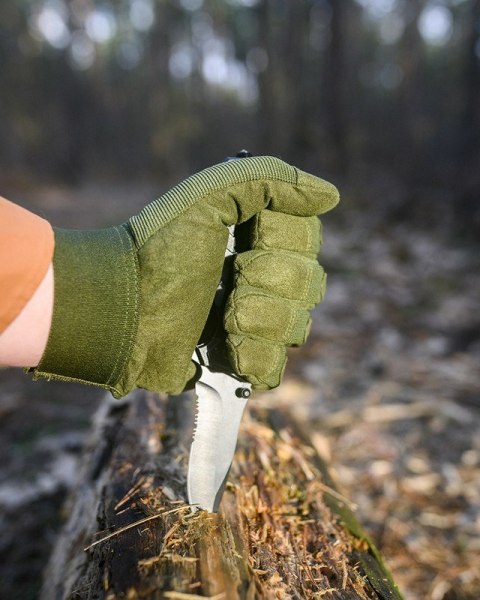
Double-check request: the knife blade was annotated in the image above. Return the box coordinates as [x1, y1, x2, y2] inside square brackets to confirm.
[187, 366, 250, 512]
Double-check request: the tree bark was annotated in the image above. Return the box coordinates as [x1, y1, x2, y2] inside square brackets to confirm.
[41, 391, 403, 600]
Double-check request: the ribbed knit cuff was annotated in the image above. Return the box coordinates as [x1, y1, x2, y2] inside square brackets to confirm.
[32, 225, 139, 396]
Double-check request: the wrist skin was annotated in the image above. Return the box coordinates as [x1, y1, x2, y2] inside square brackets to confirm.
[0, 263, 54, 367]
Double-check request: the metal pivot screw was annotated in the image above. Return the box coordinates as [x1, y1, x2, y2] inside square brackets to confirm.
[235, 387, 251, 399]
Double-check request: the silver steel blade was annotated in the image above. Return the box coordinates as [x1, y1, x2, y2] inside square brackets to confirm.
[187, 373, 222, 512]
[187, 366, 250, 512]
[212, 381, 249, 511]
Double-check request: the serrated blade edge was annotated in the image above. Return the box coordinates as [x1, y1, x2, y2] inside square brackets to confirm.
[187, 367, 250, 512]
[187, 377, 222, 512]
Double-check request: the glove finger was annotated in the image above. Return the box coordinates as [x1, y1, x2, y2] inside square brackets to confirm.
[251, 211, 322, 258]
[226, 333, 287, 390]
[129, 157, 339, 248]
[234, 250, 326, 308]
[224, 286, 311, 346]
[220, 165, 339, 223]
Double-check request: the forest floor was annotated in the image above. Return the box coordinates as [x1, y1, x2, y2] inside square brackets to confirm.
[0, 182, 478, 600]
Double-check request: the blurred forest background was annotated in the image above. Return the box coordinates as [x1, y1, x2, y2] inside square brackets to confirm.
[0, 1, 479, 599]
[0, 0, 479, 234]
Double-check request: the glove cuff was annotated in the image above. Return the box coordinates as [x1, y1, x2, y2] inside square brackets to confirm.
[32, 225, 139, 397]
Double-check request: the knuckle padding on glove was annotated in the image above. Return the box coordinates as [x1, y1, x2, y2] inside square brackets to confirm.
[224, 286, 311, 346]
[252, 211, 323, 258]
[225, 333, 287, 390]
[233, 250, 326, 308]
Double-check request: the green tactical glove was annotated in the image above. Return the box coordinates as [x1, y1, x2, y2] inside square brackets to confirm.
[33, 156, 339, 397]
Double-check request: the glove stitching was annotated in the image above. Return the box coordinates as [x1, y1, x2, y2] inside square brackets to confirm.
[230, 288, 296, 344]
[105, 227, 128, 385]
[302, 261, 314, 304]
[231, 334, 283, 389]
[106, 225, 129, 385]
[285, 306, 297, 344]
[263, 342, 283, 387]
[238, 250, 268, 272]
[107, 226, 139, 387]
[230, 293, 242, 337]
[234, 297, 245, 338]
[251, 214, 260, 248]
[305, 219, 312, 255]
[240, 251, 316, 305]
[320, 270, 327, 302]
[227, 335, 242, 374]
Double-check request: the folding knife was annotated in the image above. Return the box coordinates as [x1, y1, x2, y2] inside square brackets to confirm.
[187, 151, 252, 512]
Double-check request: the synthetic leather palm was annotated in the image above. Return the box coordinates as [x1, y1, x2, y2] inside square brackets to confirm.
[33, 157, 339, 397]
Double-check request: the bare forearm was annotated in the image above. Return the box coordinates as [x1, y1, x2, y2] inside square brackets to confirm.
[0, 263, 53, 367]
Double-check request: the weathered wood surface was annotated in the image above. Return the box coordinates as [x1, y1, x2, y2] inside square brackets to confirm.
[41, 391, 403, 600]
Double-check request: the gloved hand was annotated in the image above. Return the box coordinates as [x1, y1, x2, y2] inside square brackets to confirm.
[33, 156, 339, 397]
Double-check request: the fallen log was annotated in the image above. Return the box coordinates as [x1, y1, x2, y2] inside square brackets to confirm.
[41, 390, 403, 600]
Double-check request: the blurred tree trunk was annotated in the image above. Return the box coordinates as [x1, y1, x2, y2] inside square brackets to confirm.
[323, 0, 349, 175]
[255, 0, 273, 153]
[255, 0, 287, 156]
[256, 0, 350, 171]
[255, 1, 310, 161]
[284, 2, 311, 164]
[397, 0, 427, 182]
[145, 2, 179, 179]
[458, 0, 480, 235]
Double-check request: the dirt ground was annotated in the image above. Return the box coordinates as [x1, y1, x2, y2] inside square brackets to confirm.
[0, 182, 478, 600]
